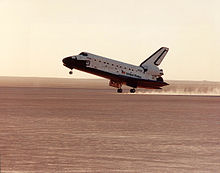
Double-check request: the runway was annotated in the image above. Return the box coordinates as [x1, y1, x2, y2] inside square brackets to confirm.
[0, 77, 220, 172]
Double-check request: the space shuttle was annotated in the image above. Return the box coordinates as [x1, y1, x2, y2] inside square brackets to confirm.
[62, 47, 169, 93]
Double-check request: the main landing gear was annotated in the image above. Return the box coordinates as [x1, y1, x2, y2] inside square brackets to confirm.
[69, 70, 73, 75]
[117, 88, 123, 93]
[130, 88, 136, 93]
[116, 88, 136, 93]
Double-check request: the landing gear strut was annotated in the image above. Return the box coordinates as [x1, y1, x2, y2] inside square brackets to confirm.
[130, 88, 136, 93]
[117, 88, 123, 93]
[69, 71, 73, 75]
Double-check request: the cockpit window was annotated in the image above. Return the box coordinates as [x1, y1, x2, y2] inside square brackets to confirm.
[79, 52, 88, 56]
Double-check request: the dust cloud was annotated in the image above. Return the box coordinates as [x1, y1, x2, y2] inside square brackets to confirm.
[135, 80, 220, 96]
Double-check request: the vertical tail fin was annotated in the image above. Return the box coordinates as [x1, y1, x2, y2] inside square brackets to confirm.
[140, 47, 169, 68]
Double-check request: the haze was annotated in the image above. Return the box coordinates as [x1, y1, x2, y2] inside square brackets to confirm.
[0, 0, 219, 81]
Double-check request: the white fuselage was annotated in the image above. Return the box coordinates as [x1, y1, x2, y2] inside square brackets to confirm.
[75, 52, 161, 81]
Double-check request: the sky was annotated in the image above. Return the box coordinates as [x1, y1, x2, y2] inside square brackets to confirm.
[0, 0, 219, 81]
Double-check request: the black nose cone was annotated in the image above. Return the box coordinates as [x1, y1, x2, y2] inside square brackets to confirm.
[62, 56, 75, 70]
[62, 56, 72, 64]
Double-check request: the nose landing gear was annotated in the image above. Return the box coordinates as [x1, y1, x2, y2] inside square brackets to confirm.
[69, 71, 73, 75]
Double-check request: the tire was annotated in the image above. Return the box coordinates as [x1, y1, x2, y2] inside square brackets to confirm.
[117, 88, 123, 93]
[130, 89, 136, 93]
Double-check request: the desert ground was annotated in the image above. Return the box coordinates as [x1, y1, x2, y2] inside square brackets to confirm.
[0, 77, 220, 172]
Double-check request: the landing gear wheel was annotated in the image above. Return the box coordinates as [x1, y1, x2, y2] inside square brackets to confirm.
[69, 71, 73, 75]
[130, 88, 136, 93]
[117, 88, 123, 93]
